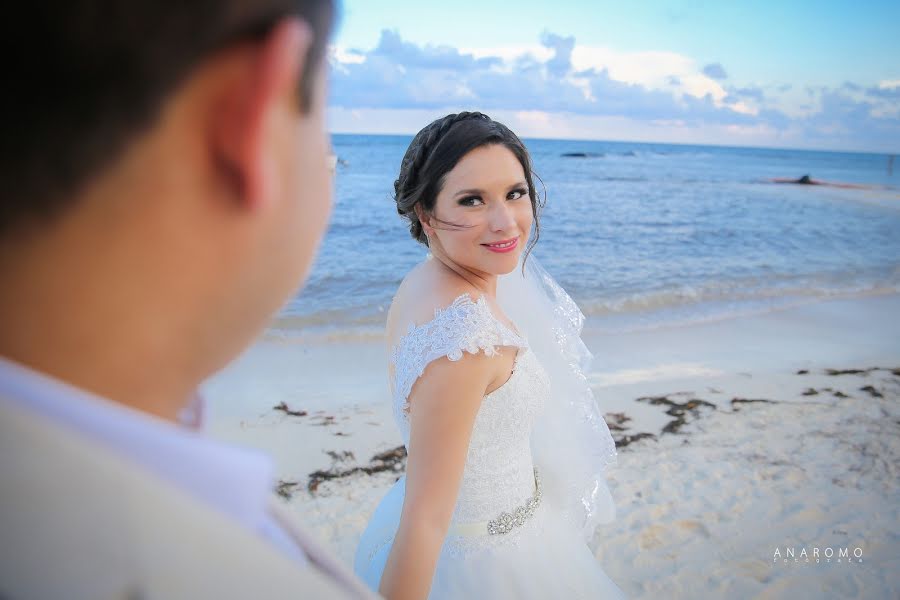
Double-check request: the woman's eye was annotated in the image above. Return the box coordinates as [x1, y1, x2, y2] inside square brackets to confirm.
[507, 188, 528, 200]
[459, 196, 484, 206]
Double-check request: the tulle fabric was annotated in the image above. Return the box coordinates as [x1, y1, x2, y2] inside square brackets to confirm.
[355, 475, 625, 599]
[496, 255, 618, 545]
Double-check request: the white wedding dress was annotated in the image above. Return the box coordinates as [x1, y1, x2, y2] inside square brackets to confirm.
[354, 292, 626, 598]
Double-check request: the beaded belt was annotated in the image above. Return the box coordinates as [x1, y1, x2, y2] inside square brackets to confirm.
[448, 468, 542, 537]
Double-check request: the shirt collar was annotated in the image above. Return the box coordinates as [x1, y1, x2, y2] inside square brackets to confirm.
[0, 356, 276, 528]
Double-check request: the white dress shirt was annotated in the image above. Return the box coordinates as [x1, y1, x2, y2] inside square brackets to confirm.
[0, 356, 307, 565]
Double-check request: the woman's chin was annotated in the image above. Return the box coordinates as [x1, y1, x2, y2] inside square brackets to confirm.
[493, 260, 520, 275]
[483, 251, 523, 275]
[442, 246, 525, 276]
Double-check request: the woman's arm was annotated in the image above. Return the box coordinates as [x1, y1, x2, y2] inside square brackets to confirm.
[378, 351, 497, 600]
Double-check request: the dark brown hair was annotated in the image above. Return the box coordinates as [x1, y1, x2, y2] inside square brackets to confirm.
[393, 111, 544, 264]
[0, 0, 335, 238]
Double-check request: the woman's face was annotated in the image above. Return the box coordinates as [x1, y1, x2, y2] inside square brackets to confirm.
[426, 144, 533, 277]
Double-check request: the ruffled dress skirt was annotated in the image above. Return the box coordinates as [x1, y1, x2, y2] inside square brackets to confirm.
[354, 476, 626, 599]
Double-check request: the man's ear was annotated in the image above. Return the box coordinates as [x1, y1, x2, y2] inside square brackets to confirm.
[212, 18, 313, 209]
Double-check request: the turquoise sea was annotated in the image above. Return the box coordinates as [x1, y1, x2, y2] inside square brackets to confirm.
[275, 135, 900, 338]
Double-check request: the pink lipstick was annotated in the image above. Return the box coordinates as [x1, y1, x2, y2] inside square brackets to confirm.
[482, 237, 519, 253]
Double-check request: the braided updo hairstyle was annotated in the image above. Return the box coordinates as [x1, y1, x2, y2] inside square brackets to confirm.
[393, 111, 544, 264]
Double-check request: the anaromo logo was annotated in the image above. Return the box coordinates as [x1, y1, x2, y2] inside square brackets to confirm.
[773, 547, 863, 564]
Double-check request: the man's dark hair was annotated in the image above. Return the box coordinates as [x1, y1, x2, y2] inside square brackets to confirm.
[0, 1, 335, 238]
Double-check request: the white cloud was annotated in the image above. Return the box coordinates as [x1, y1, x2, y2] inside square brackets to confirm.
[460, 44, 554, 64]
[460, 43, 759, 115]
[461, 44, 727, 103]
[327, 31, 900, 152]
[330, 45, 366, 64]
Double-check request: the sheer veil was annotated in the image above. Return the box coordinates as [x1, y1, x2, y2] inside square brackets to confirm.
[497, 255, 618, 547]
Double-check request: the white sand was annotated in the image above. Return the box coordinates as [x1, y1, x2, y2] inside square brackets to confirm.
[204, 293, 900, 599]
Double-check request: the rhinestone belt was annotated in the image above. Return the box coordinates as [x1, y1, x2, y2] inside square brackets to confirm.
[487, 467, 542, 535]
[446, 468, 543, 537]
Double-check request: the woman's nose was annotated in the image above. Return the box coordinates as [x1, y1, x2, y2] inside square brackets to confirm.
[488, 199, 517, 232]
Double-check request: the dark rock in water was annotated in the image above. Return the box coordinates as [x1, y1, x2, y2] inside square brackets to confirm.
[770, 175, 871, 189]
[560, 152, 604, 158]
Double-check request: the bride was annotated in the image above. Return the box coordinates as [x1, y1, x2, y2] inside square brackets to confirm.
[354, 112, 625, 599]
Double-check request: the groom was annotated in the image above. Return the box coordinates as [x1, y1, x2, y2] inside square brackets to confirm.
[0, 2, 375, 598]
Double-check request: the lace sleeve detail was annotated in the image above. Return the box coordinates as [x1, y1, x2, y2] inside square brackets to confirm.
[390, 293, 526, 415]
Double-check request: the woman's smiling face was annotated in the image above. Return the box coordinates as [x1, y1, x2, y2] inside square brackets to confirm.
[422, 143, 533, 276]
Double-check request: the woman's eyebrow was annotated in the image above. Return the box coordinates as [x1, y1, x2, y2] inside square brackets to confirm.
[453, 188, 484, 198]
[452, 181, 528, 198]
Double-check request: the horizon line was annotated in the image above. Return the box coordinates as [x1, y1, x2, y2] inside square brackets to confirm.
[326, 130, 899, 157]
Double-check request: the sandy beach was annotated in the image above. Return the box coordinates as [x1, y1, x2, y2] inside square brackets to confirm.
[204, 292, 900, 599]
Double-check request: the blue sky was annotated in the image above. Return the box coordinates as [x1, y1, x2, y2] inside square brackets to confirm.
[326, 1, 900, 152]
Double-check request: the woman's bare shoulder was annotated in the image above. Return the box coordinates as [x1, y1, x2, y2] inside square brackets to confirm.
[386, 259, 482, 345]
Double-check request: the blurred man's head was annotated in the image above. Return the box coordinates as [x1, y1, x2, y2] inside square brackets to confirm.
[0, 1, 336, 420]
[1, 1, 335, 237]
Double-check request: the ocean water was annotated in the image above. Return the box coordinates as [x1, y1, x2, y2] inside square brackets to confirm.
[274, 135, 900, 339]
